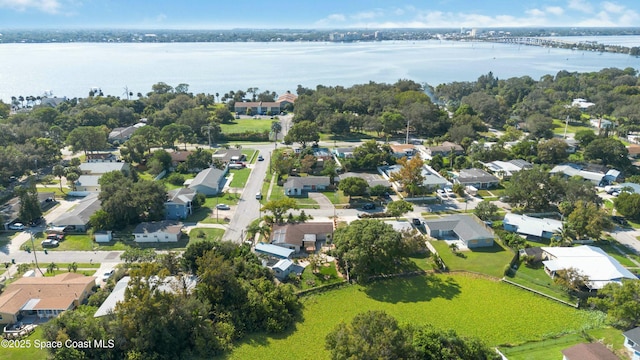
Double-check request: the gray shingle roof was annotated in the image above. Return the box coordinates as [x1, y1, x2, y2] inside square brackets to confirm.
[424, 215, 494, 242]
[189, 167, 225, 189]
[133, 220, 182, 235]
[284, 176, 331, 190]
[457, 168, 499, 184]
[51, 193, 101, 227]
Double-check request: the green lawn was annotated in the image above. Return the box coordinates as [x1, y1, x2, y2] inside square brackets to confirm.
[35, 186, 67, 197]
[507, 263, 577, 303]
[242, 149, 258, 163]
[0, 326, 48, 360]
[297, 261, 343, 290]
[188, 228, 225, 244]
[225, 273, 605, 359]
[499, 327, 623, 360]
[321, 190, 349, 205]
[552, 119, 592, 135]
[229, 168, 251, 188]
[220, 119, 272, 134]
[186, 193, 241, 223]
[430, 240, 515, 278]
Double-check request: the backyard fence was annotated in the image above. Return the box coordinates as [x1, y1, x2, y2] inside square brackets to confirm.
[501, 278, 579, 308]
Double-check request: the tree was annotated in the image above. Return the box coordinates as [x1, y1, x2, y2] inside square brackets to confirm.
[345, 140, 395, 171]
[389, 154, 425, 197]
[338, 176, 369, 200]
[380, 110, 406, 137]
[261, 198, 299, 224]
[385, 200, 413, 218]
[271, 120, 282, 142]
[575, 129, 597, 147]
[584, 137, 631, 169]
[474, 200, 498, 221]
[566, 200, 612, 240]
[284, 120, 319, 147]
[536, 138, 569, 164]
[52, 164, 65, 193]
[17, 183, 42, 225]
[370, 184, 390, 198]
[411, 324, 501, 360]
[503, 167, 562, 212]
[325, 311, 412, 360]
[332, 220, 413, 283]
[46, 262, 58, 274]
[525, 113, 554, 139]
[615, 192, 640, 220]
[554, 267, 589, 292]
[66, 126, 108, 155]
[589, 280, 640, 329]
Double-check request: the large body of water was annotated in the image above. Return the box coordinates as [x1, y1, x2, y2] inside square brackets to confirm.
[1, 38, 639, 102]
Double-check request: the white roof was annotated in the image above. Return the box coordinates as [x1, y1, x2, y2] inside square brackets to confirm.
[272, 259, 293, 272]
[542, 245, 637, 289]
[503, 213, 562, 237]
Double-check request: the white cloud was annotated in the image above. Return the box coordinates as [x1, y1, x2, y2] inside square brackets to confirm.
[0, 0, 63, 14]
[567, 0, 594, 13]
[602, 1, 625, 13]
[350, 9, 383, 21]
[546, 6, 564, 16]
[526, 8, 545, 17]
[156, 14, 167, 22]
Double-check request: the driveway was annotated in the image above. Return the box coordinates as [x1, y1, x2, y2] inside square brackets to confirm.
[308, 193, 335, 211]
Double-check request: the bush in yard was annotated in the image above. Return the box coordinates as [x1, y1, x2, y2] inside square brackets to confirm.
[166, 172, 186, 186]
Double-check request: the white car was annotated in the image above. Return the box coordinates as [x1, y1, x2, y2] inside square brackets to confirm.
[8, 223, 24, 230]
[102, 269, 115, 282]
[216, 204, 231, 210]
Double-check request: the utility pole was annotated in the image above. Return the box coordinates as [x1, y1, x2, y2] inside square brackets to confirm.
[30, 232, 44, 276]
[406, 118, 410, 144]
[563, 115, 570, 139]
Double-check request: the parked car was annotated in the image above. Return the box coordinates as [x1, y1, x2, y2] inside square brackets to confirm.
[8, 223, 24, 230]
[612, 216, 629, 226]
[102, 269, 115, 282]
[362, 203, 375, 210]
[258, 155, 264, 161]
[412, 218, 422, 226]
[47, 233, 65, 241]
[216, 204, 231, 210]
[41, 239, 59, 248]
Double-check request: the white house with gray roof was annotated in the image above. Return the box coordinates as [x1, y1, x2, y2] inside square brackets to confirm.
[133, 220, 183, 242]
[79, 162, 130, 175]
[503, 213, 563, 240]
[623, 327, 640, 360]
[50, 193, 101, 232]
[384, 165, 449, 191]
[423, 214, 494, 248]
[454, 168, 500, 189]
[284, 176, 331, 197]
[484, 159, 532, 179]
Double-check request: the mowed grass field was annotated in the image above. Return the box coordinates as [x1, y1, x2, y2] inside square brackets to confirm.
[220, 119, 272, 134]
[223, 273, 604, 360]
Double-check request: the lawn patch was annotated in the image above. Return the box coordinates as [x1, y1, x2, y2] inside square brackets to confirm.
[188, 228, 225, 244]
[229, 168, 251, 188]
[220, 119, 273, 134]
[226, 273, 604, 359]
[430, 240, 515, 278]
[506, 262, 576, 303]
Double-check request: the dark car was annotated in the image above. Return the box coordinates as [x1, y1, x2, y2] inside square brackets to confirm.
[362, 203, 375, 210]
[612, 216, 629, 226]
[412, 218, 422, 226]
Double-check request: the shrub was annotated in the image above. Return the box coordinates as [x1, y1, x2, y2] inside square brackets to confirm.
[166, 173, 186, 186]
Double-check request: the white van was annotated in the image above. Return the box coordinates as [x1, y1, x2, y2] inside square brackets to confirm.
[256, 192, 262, 200]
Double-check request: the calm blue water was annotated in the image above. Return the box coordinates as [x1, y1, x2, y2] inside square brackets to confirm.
[0, 39, 639, 102]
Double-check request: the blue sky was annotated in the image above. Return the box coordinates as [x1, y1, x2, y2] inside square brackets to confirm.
[0, 0, 639, 29]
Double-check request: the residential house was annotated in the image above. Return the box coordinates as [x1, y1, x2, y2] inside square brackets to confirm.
[188, 167, 228, 195]
[503, 213, 563, 240]
[339, 172, 391, 189]
[79, 162, 130, 175]
[423, 214, 494, 248]
[108, 121, 146, 144]
[169, 150, 192, 169]
[541, 245, 637, 290]
[39, 96, 67, 108]
[561, 342, 618, 360]
[616, 182, 640, 194]
[269, 259, 304, 281]
[94, 276, 197, 317]
[270, 222, 334, 253]
[333, 147, 355, 159]
[165, 188, 196, 220]
[590, 118, 613, 129]
[628, 144, 640, 159]
[0, 273, 95, 326]
[570, 98, 595, 109]
[50, 193, 101, 232]
[426, 141, 464, 157]
[86, 153, 118, 163]
[255, 243, 295, 259]
[212, 148, 245, 164]
[389, 144, 416, 158]
[484, 159, 533, 179]
[312, 147, 333, 160]
[563, 138, 579, 153]
[385, 220, 414, 233]
[133, 220, 183, 242]
[284, 176, 331, 197]
[384, 165, 449, 192]
[454, 168, 499, 189]
[234, 101, 281, 115]
[550, 163, 619, 186]
[1, 192, 56, 229]
[623, 327, 640, 360]
[75, 175, 101, 192]
[276, 92, 297, 109]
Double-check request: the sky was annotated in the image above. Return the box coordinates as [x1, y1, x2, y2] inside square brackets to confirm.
[0, 0, 639, 29]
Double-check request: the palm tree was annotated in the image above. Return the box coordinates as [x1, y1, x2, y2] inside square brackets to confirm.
[551, 225, 575, 247]
[271, 120, 282, 143]
[53, 165, 66, 193]
[47, 262, 58, 274]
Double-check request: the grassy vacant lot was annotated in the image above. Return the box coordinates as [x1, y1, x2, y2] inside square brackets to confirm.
[220, 119, 272, 134]
[430, 240, 515, 278]
[298, 261, 343, 290]
[225, 273, 604, 359]
[186, 192, 241, 223]
[229, 168, 251, 188]
[499, 326, 623, 360]
[242, 149, 258, 163]
[552, 119, 592, 135]
[188, 228, 225, 244]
